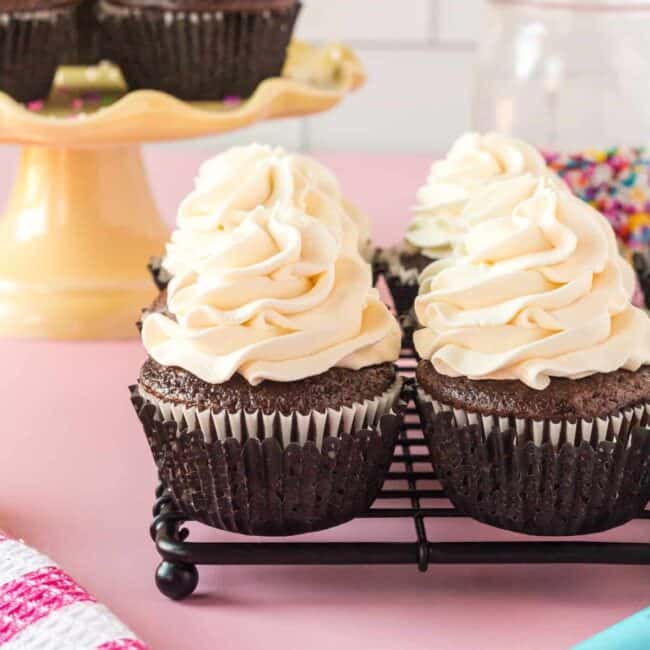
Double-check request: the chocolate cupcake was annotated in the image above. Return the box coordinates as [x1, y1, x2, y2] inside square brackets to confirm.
[99, 0, 301, 100]
[375, 247, 431, 348]
[0, 1, 77, 102]
[156, 145, 377, 292]
[633, 249, 650, 311]
[63, 0, 103, 64]
[414, 173, 650, 536]
[131, 145, 403, 536]
[379, 132, 554, 325]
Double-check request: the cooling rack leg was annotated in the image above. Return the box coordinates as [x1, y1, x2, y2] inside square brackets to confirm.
[156, 561, 199, 601]
[0, 144, 169, 339]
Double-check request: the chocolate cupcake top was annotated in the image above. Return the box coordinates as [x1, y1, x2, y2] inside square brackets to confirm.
[108, 0, 296, 10]
[414, 173, 650, 390]
[140, 357, 397, 415]
[141, 145, 400, 387]
[417, 361, 650, 421]
[407, 132, 554, 260]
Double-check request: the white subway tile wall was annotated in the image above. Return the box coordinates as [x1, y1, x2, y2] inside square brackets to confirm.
[298, 0, 434, 43]
[304, 48, 474, 153]
[174, 0, 485, 154]
[437, 0, 483, 43]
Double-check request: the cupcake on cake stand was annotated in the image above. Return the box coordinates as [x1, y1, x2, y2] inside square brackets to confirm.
[0, 42, 364, 339]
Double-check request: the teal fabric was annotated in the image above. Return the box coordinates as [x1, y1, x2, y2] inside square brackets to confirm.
[574, 608, 650, 650]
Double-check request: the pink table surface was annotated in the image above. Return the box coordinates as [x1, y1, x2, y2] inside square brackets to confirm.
[1, 148, 649, 650]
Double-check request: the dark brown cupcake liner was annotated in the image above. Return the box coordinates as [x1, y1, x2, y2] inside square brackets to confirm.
[147, 256, 171, 292]
[62, 0, 103, 65]
[384, 272, 419, 349]
[0, 7, 75, 102]
[416, 390, 650, 536]
[99, 1, 301, 100]
[371, 250, 388, 288]
[398, 311, 417, 350]
[371, 264, 381, 288]
[384, 272, 418, 317]
[373, 248, 420, 318]
[131, 378, 404, 535]
[373, 249, 419, 346]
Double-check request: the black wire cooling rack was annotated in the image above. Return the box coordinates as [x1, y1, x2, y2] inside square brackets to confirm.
[149, 349, 650, 601]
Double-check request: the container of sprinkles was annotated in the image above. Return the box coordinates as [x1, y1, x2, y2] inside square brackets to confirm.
[544, 148, 650, 309]
[545, 148, 650, 252]
[473, 0, 650, 306]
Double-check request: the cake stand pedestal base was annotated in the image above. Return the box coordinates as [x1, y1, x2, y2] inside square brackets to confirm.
[0, 145, 169, 339]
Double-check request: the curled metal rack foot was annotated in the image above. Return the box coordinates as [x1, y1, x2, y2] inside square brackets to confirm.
[151, 348, 650, 601]
[156, 561, 199, 602]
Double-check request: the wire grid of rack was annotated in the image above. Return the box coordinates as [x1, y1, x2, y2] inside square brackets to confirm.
[150, 348, 650, 601]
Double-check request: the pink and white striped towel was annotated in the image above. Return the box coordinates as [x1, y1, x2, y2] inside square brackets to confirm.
[0, 531, 149, 649]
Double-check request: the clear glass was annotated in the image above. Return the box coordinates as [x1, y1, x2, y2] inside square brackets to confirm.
[474, 0, 650, 150]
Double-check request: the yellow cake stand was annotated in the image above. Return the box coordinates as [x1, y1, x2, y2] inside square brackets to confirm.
[0, 42, 365, 339]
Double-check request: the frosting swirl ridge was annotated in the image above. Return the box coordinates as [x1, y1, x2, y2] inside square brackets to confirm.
[163, 145, 371, 276]
[414, 174, 650, 390]
[143, 146, 400, 385]
[407, 132, 553, 259]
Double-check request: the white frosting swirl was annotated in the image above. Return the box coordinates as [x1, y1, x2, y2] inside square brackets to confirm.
[414, 174, 650, 390]
[406, 132, 553, 259]
[143, 145, 400, 386]
[163, 145, 372, 276]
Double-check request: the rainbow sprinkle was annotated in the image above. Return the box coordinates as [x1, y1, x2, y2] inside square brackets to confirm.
[26, 100, 44, 112]
[545, 147, 650, 251]
[25, 90, 122, 115]
[223, 95, 242, 107]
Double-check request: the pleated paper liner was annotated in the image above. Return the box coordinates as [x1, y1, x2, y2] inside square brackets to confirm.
[131, 377, 404, 536]
[99, 1, 301, 100]
[416, 389, 650, 536]
[62, 0, 103, 65]
[0, 7, 75, 103]
[384, 272, 419, 318]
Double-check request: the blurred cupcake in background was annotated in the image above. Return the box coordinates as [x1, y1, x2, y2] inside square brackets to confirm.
[633, 250, 650, 311]
[63, 0, 103, 64]
[133, 145, 403, 536]
[150, 145, 376, 291]
[378, 132, 555, 342]
[99, 0, 301, 100]
[0, 1, 77, 102]
[415, 173, 650, 536]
